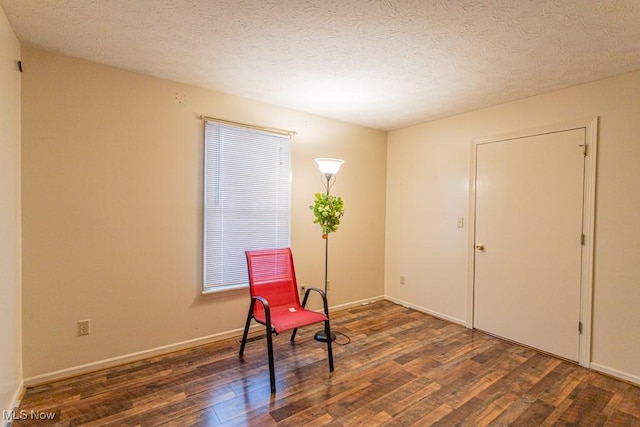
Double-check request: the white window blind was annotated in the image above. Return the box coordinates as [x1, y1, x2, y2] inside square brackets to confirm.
[203, 121, 291, 293]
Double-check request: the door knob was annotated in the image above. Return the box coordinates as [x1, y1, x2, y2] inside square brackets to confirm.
[475, 243, 485, 251]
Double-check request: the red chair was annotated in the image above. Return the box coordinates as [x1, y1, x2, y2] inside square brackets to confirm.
[239, 248, 334, 393]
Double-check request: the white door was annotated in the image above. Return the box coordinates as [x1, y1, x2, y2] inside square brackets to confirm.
[473, 128, 586, 361]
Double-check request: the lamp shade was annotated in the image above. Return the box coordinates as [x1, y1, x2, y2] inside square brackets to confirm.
[315, 158, 344, 175]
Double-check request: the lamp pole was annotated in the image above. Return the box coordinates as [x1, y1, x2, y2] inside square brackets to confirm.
[323, 172, 331, 295]
[313, 159, 344, 342]
[315, 173, 336, 342]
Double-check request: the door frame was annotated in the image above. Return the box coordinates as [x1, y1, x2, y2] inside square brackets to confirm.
[466, 117, 598, 367]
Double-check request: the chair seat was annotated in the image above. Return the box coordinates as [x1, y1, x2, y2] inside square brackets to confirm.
[255, 307, 328, 333]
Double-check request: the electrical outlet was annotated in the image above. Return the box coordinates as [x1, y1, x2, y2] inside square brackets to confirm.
[77, 320, 90, 336]
[326, 280, 331, 291]
[300, 284, 306, 295]
[400, 275, 406, 285]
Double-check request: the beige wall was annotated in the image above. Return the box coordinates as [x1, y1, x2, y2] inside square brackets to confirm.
[21, 48, 386, 379]
[0, 5, 22, 412]
[17, 42, 638, 386]
[386, 71, 640, 383]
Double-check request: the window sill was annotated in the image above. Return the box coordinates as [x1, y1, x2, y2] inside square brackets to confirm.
[201, 283, 249, 295]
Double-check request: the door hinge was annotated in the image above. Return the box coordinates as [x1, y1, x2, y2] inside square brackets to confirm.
[578, 321, 583, 334]
[581, 234, 585, 245]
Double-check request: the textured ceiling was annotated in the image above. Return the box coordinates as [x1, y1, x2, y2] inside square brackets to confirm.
[2, 0, 640, 131]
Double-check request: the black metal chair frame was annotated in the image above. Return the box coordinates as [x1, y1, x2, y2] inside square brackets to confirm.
[239, 287, 334, 393]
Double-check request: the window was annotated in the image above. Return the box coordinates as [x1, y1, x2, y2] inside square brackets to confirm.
[203, 121, 291, 293]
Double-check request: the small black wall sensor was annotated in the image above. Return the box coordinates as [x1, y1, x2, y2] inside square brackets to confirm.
[17, 60, 23, 72]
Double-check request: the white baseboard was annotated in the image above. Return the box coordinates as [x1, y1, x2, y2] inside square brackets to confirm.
[331, 295, 385, 311]
[383, 295, 467, 326]
[23, 296, 637, 390]
[23, 325, 261, 387]
[22, 296, 385, 387]
[3, 380, 24, 427]
[590, 363, 640, 386]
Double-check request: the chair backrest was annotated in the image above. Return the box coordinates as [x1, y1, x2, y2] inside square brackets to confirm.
[245, 248, 301, 316]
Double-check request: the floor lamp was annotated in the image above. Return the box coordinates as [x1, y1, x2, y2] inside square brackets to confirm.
[313, 158, 344, 342]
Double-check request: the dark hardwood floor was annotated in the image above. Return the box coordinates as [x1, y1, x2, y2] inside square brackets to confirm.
[13, 300, 640, 426]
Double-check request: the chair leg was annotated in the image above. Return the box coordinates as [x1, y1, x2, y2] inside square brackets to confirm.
[239, 301, 255, 356]
[266, 325, 276, 393]
[290, 328, 298, 342]
[325, 319, 334, 372]
[318, 288, 334, 372]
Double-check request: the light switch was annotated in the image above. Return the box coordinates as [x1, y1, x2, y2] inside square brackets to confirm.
[457, 217, 464, 228]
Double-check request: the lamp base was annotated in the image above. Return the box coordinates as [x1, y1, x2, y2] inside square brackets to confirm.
[314, 330, 336, 342]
